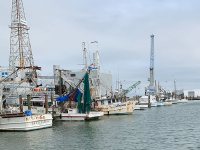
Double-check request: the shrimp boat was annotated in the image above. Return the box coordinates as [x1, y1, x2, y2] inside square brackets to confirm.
[0, 112, 52, 131]
[0, 88, 53, 131]
[57, 108, 103, 121]
[95, 98, 135, 115]
[55, 72, 104, 121]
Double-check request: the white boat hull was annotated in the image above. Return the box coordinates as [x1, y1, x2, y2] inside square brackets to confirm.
[178, 99, 188, 103]
[104, 108, 133, 115]
[56, 111, 104, 121]
[0, 114, 53, 131]
[157, 102, 164, 106]
[134, 105, 145, 110]
[151, 102, 158, 107]
[164, 101, 172, 106]
[137, 104, 148, 108]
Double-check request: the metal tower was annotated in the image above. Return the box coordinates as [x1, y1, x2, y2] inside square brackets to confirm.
[149, 34, 154, 87]
[9, 0, 34, 72]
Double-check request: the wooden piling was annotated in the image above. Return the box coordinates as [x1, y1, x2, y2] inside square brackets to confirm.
[148, 95, 151, 108]
[45, 94, 48, 114]
[51, 92, 54, 115]
[27, 94, 31, 110]
[19, 95, 23, 113]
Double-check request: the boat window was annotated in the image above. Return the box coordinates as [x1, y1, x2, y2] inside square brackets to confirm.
[23, 101, 43, 107]
[64, 109, 68, 113]
[48, 102, 52, 107]
[32, 102, 43, 107]
[70, 74, 76, 77]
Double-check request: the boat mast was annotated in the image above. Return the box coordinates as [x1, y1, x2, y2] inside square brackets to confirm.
[82, 42, 88, 71]
[91, 41, 101, 99]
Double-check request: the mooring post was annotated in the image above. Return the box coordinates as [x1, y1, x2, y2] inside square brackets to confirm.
[19, 95, 23, 113]
[27, 94, 31, 110]
[45, 94, 48, 114]
[51, 92, 54, 116]
[148, 95, 151, 108]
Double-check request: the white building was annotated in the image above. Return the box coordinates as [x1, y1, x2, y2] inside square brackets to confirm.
[184, 89, 200, 98]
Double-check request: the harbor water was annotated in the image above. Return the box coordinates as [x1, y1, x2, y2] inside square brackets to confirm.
[1, 101, 200, 150]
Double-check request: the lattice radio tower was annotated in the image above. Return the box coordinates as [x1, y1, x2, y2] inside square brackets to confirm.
[9, 0, 34, 73]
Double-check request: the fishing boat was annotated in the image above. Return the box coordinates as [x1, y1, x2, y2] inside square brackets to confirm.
[0, 112, 52, 131]
[95, 98, 135, 115]
[56, 108, 103, 121]
[138, 95, 160, 108]
[55, 72, 104, 121]
[138, 96, 149, 108]
[0, 88, 53, 131]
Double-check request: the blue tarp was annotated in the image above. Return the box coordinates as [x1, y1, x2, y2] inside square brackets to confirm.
[56, 89, 82, 103]
[24, 110, 32, 116]
[56, 95, 69, 102]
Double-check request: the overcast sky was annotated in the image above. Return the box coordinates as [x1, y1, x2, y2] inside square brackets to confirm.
[0, 0, 200, 95]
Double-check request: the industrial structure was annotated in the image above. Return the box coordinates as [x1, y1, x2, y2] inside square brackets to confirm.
[0, 0, 40, 105]
[9, 0, 35, 80]
[146, 34, 156, 95]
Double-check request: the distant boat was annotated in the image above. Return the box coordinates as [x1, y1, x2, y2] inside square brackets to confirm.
[165, 98, 178, 104]
[138, 95, 158, 107]
[178, 99, 188, 103]
[138, 96, 149, 108]
[55, 72, 104, 121]
[163, 101, 172, 106]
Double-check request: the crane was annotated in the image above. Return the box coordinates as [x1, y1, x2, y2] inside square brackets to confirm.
[120, 81, 141, 96]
